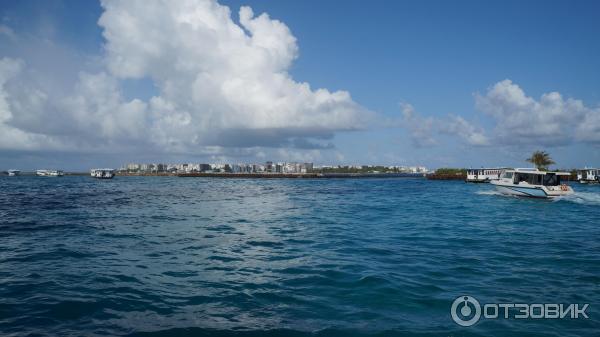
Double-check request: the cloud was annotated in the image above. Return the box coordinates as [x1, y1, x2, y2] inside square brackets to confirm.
[210, 127, 335, 149]
[96, 0, 368, 143]
[577, 111, 600, 143]
[0, 0, 370, 156]
[396, 103, 487, 147]
[475, 79, 600, 146]
[396, 80, 599, 149]
[441, 115, 489, 146]
[0, 24, 17, 41]
[0, 57, 61, 151]
[398, 103, 437, 147]
[276, 148, 324, 163]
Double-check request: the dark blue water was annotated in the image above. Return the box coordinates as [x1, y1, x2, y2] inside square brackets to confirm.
[0, 177, 599, 336]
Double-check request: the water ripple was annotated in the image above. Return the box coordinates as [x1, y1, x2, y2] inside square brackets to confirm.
[0, 177, 598, 336]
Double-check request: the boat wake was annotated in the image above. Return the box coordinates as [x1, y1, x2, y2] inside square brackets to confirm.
[475, 190, 507, 197]
[553, 192, 600, 206]
[476, 189, 600, 204]
[475, 189, 525, 199]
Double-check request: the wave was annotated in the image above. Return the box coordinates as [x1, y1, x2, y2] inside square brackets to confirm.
[126, 327, 486, 337]
[474, 190, 521, 199]
[474, 190, 503, 196]
[477, 189, 600, 205]
[553, 192, 600, 206]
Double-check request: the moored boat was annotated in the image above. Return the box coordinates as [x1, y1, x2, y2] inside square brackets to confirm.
[466, 168, 507, 183]
[491, 168, 573, 198]
[36, 169, 64, 177]
[91, 168, 115, 179]
[576, 168, 600, 184]
[7, 170, 20, 176]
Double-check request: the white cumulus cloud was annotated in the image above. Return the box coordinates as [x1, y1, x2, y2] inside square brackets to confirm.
[396, 103, 487, 147]
[475, 79, 599, 146]
[0, 57, 63, 151]
[442, 115, 489, 146]
[97, 0, 368, 145]
[0, 0, 370, 156]
[396, 80, 600, 149]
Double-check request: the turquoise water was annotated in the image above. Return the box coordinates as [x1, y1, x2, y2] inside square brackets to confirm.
[0, 177, 599, 336]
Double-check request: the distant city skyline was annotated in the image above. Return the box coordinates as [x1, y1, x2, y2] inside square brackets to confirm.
[119, 161, 428, 174]
[1, 0, 599, 170]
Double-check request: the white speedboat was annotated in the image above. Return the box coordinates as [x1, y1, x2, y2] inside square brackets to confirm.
[491, 168, 574, 198]
[577, 168, 599, 184]
[466, 168, 507, 183]
[91, 168, 115, 179]
[7, 169, 20, 176]
[36, 169, 64, 177]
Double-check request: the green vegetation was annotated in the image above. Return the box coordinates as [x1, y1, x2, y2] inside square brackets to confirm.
[434, 168, 467, 175]
[526, 150, 555, 170]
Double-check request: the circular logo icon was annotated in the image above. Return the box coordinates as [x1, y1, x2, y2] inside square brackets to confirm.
[451, 295, 481, 326]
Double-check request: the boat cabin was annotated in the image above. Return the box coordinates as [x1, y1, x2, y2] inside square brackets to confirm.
[499, 168, 568, 187]
[91, 168, 115, 179]
[466, 168, 506, 183]
[7, 170, 20, 176]
[36, 169, 64, 177]
[577, 168, 599, 183]
[493, 168, 574, 197]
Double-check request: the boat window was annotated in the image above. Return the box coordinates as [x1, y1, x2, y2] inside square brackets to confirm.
[529, 174, 542, 185]
[515, 173, 528, 183]
[516, 173, 542, 185]
[543, 174, 559, 186]
[503, 172, 513, 179]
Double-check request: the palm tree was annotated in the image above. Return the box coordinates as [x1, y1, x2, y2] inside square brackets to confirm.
[526, 151, 555, 170]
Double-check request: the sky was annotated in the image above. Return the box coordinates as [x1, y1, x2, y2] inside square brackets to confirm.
[0, 0, 599, 170]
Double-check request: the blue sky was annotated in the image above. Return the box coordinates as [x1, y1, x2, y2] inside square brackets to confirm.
[1, 0, 599, 170]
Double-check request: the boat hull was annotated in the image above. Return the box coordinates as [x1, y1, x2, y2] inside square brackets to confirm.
[492, 182, 574, 198]
[579, 178, 599, 184]
[495, 185, 549, 198]
[92, 175, 114, 179]
[466, 178, 495, 183]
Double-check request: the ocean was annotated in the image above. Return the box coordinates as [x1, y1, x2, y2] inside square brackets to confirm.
[0, 176, 598, 336]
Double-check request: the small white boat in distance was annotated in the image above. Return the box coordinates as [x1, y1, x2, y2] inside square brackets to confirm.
[577, 168, 599, 184]
[91, 168, 115, 179]
[491, 168, 573, 198]
[7, 170, 20, 176]
[36, 169, 64, 177]
[466, 168, 507, 183]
